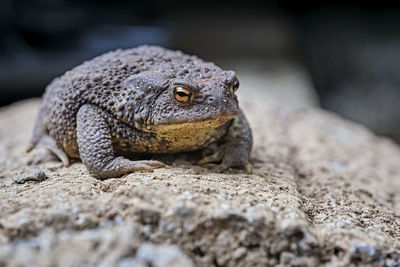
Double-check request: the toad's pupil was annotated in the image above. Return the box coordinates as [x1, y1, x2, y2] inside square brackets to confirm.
[177, 91, 188, 97]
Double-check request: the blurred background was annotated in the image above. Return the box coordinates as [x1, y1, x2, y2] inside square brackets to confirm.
[0, 0, 399, 142]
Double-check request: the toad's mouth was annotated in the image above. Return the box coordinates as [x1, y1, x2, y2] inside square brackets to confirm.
[152, 113, 237, 131]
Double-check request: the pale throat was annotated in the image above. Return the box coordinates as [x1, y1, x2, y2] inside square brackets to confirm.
[155, 124, 228, 152]
[153, 116, 234, 152]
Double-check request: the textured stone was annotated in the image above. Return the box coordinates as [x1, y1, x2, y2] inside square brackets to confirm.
[0, 92, 399, 266]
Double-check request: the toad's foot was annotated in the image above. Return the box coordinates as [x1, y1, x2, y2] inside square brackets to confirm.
[90, 157, 165, 180]
[198, 143, 253, 174]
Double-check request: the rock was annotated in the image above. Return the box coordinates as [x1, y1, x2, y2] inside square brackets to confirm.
[13, 168, 48, 184]
[0, 95, 399, 266]
[136, 242, 194, 267]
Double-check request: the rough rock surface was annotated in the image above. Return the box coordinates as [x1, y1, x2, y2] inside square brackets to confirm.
[0, 91, 400, 266]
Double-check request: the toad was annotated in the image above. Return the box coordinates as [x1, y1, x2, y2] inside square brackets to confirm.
[27, 46, 252, 179]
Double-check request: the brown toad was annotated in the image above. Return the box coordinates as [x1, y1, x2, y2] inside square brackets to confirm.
[27, 46, 252, 179]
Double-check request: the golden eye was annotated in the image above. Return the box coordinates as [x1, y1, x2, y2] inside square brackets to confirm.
[229, 78, 240, 94]
[173, 86, 193, 104]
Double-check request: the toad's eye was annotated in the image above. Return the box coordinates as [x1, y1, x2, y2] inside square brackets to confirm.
[229, 79, 240, 94]
[173, 86, 193, 104]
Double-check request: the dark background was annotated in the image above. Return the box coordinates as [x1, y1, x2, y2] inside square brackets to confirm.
[1, 0, 399, 142]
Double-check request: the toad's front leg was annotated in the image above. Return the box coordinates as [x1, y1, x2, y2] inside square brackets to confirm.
[198, 110, 253, 174]
[76, 104, 164, 179]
